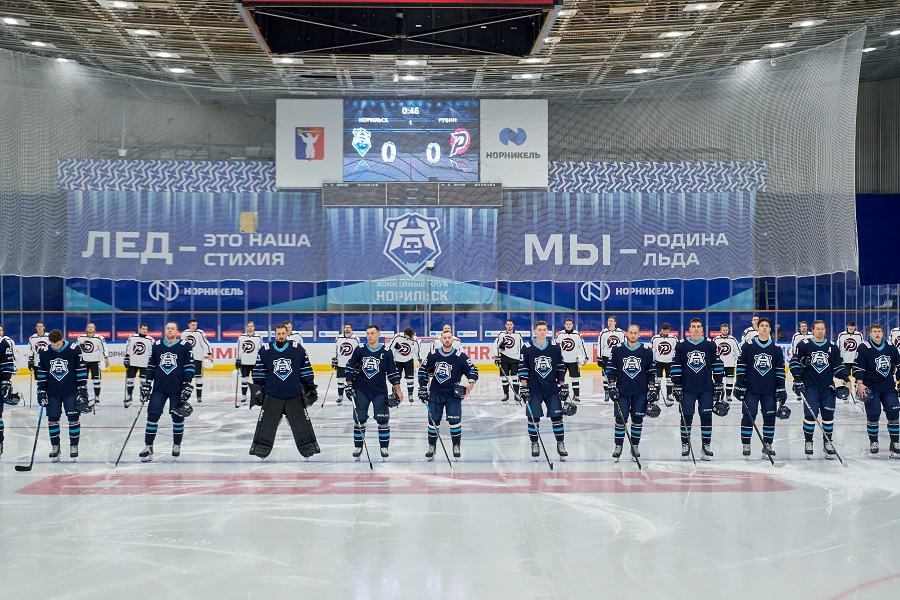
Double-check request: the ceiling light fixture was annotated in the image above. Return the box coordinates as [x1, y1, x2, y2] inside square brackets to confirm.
[126, 28, 161, 37]
[56, 57, 70, 63]
[400, 74, 424, 82]
[511, 73, 542, 80]
[659, 31, 692, 39]
[3, 17, 26, 25]
[167, 67, 192, 74]
[543, 36, 561, 43]
[558, 9, 577, 17]
[626, 68, 657, 74]
[397, 59, 426, 66]
[28, 41, 49, 47]
[762, 41, 795, 50]
[862, 47, 878, 53]
[888, 30, 900, 36]
[684, 2, 723, 11]
[641, 51, 672, 59]
[791, 19, 826, 28]
[274, 57, 297, 64]
[518, 57, 549, 64]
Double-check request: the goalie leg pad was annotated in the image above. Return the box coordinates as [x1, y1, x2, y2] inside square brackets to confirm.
[284, 398, 320, 457]
[250, 395, 285, 458]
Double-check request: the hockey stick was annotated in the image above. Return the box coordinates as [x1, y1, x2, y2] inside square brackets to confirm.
[523, 399, 553, 471]
[320, 369, 335, 408]
[349, 394, 373, 470]
[498, 364, 523, 406]
[611, 394, 642, 470]
[677, 398, 698, 469]
[15, 405, 44, 472]
[736, 395, 785, 468]
[799, 391, 847, 467]
[233, 369, 241, 409]
[106, 396, 146, 470]
[28, 372, 33, 409]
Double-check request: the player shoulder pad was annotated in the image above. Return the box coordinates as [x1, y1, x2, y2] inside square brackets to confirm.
[523, 342, 532, 349]
[860, 341, 872, 349]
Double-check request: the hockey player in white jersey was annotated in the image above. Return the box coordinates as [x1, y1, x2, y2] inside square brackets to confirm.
[714, 323, 741, 401]
[741, 315, 760, 345]
[554, 318, 588, 402]
[492, 319, 524, 402]
[284, 321, 304, 346]
[235, 321, 263, 404]
[181, 318, 213, 402]
[836, 321, 864, 402]
[27, 321, 50, 374]
[791, 321, 813, 357]
[597, 316, 626, 400]
[651, 323, 677, 403]
[124, 324, 154, 407]
[77, 322, 108, 404]
[332, 323, 361, 404]
[389, 327, 421, 402]
[889, 325, 900, 350]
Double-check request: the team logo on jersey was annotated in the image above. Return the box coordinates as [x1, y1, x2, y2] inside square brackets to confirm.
[361, 356, 381, 379]
[133, 341, 148, 356]
[36, 341, 49, 352]
[500, 335, 516, 351]
[875, 355, 892, 377]
[395, 342, 412, 357]
[622, 356, 642, 379]
[185, 336, 196, 347]
[49, 358, 69, 381]
[383, 212, 442, 277]
[273, 358, 292, 381]
[339, 342, 355, 357]
[242, 340, 257, 354]
[656, 341, 672, 356]
[687, 350, 707, 373]
[606, 337, 621, 348]
[351, 128, 372, 157]
[433, 362, 453, 384]
[560, 338, 575, 353]
[810, 351, 829, 373]
[843, 338, 858, 352]
[79, 339, 96, 353]
[753, 353, 772, 376]
[159, 352, 179, 375]
[534, 355, 553, 378]
[716, 340, 733, 357]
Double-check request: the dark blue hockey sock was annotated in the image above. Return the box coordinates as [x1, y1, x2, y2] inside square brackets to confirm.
[354, 423, 366, 448]
[631, 421, 642, 446]
[450, 424, 461, 446]
[0, 418, 4, 444]
[740, 418, 753, 445]
[173, 419, 184, 445]
[68, 419, 80, 446]
[527, 417, 539, 443]
[867, 420, 880, 443]
[378, 423, 390, 448]
[803, 419, 816, 442]
[48, 420, 61, 446]
[762, 415, 776, 446]
[700, 413, 713, 445]
[680, 421, 693, 445]
[887, 411, 900, 443]
[144, 420, 158, 445]
[427, 423, 438, 446]
[551, 417, 564, 442]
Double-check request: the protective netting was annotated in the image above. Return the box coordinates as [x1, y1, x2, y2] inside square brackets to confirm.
[0, 29, 864, 278]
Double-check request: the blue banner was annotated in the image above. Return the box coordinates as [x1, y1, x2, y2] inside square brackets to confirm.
[498, 191, 755, 280]
[326, 207, 497, 280]
[66, 190, 326, 280]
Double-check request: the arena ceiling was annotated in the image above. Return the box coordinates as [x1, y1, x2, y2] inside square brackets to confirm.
[0, 0, 898, 99]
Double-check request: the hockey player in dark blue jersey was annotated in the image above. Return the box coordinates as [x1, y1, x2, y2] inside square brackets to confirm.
[250, 323, 319, 459]
[789, 319, 849, 458]
[417, 330, 478, 460]
[734, 318, 787, 459]
[606, 324, 656, 460]
[0, 332, 18, 456]
[139, 322, 195, 462]
[345, 325, 403, 460]
[671, 318, 724, 460]
[518, 321, 569, 459]
[36, 329, 88, 461]
[853, 324, 900, 458]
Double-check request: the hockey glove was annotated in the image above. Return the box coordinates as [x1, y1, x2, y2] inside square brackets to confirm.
[733, 383, 747, 402]
[202, 358, 214, 370]
[713, 383, 725, 404]
[578, 358, 586, 367]
[672, 385, 684, 403]
[180, 383, 193, 404]
[775, 387, 788, 404]
[558, 384, 570, 403]
[234, 359, 241, 370]
[76, 385, 88, 404]
[123, 355, 131, 368]
[646, 387, 659, 405]
[37, 389, 49, 406]
[0, 380, 10, 401]
[776, 403, 791, 420]
[494, 357, 502, 367]
[418, 387, 429, 404]
[645, 401, 661, 419]
[387, 392, 400, 408]
[76, 393, 93, 415]
[453, 384, 467, 400]
[833, 384, 849, 402]
[607, 384, 620, 402]
[712, 399, 730, 417]
[792, 381, 806, 397]
[519, 386, 531, 404]
[248, 383, 264, 408]
[345, 387, 356, 404]
[331, 357, 338, 370]
[302, 383, 318, 407]
[28, 356, 34, 372]
[140, 382, 152, 403]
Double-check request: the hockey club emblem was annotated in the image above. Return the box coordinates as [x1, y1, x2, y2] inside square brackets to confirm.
[36, 341, 49, 352]
[242, 340, 257, 354]
[657, 341, 672, 356]
[500, 335, 516, 351]
[383, 212, 442, 277]
[622, 356, 642, 379]
[843, 338, 858, 352]
[560, 338, 575, 353]
[352, 128, 372, 157]
[339, 342, 355, 357]
[396, 342, 412, 357]
[876, 354, 892, 377]
[159, 352, 178, 375]
[79, 339, 96, 353]
[49, 358, 69, 382]
[753, 353, 772, 376]
[534, 355, 553, 379]
[810, 351, 829, 373]
[133, 341, 148, 356]
[449, 128, 471, 157]
[716, 341, 733, 357]
[606, 337, 621, 349]
[433, 362, 452, 384]
[273, 358, 292, 381]
[361, 356, 381, 379]
[185, 335, 196, 347]
[687, 350, 707, 373]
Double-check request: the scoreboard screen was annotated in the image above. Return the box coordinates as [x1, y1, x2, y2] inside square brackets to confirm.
[343, 99, 479, 182]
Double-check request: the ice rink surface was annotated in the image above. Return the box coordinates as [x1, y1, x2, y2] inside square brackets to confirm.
[1, 371, 899, 600]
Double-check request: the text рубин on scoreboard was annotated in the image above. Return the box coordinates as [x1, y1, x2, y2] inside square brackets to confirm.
[322, 182, 501, 206]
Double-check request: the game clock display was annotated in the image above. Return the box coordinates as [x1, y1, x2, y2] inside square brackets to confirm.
[343, 99, 479, 182]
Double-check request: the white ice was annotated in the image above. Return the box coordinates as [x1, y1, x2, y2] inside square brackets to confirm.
[1, 372, 899, 599]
